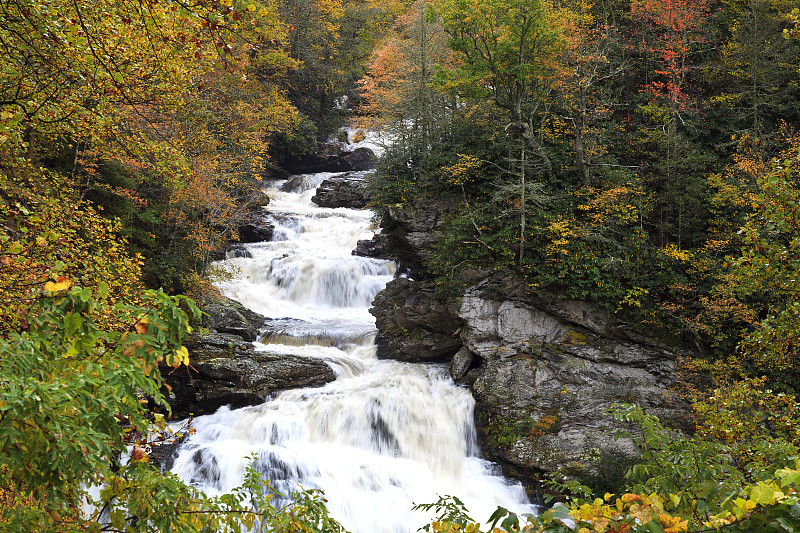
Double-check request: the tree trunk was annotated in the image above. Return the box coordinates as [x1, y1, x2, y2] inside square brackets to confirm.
[506, 120, 553, 180]
[519, 140, 526, 264]
[575, 88, 590, 187]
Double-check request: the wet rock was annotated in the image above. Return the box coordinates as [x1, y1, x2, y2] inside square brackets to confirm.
[162, 332, 336, 418]
[282, 147, 378, 174]
[160, 297, 336, 418]
[225, 245, 252, 259]
[311, 174, 371, 208]
[450, 347, 477, 381]
[370, 278, 463, 363]
[342, 147, 378, 171]
[458, 273, 689, 480]
[353, 234, 394, 260]
[238, 218, 274, 243]
[149, 433, 187, 472]
[202, 296, 266, 342]
[369, 271, 689, 483]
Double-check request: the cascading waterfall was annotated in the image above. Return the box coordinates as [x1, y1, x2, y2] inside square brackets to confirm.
[171, 171, 536, 533]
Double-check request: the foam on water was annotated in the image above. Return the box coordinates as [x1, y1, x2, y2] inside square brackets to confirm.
[171, 171, 536, 533]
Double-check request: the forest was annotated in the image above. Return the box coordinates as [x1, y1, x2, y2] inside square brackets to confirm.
[1, 0, 800, 530]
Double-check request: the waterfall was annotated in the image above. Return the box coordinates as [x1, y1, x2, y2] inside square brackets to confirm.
[171, 172, 536, 533]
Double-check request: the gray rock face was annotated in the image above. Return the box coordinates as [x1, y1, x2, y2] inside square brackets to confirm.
[353, 233, 395, 261]
[311, 174, 371, 208]
[379, 195, 461, 278]
[370, 278, 463, 363]
[369, 272, 688, 482]
[160, 297, 336, 418]
[450, 347, 477, 381]
[458, 275, 687, 478]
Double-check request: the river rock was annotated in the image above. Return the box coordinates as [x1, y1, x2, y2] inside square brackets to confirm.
[450, 347, 478, 381]
[160, 297, 336, 418]
[162, 332, 336, 418]
[311, 174, 371, 208]
[282, 147, 378, 174]
[370, 277, 464, 363]
[353, 233, 394, 260]
[201, 296, 266, 342]
[238, 217, 274, 243]
[225, 245, 252, 259]
[369, 271, 689, 484]
[343, 147, 378, 170]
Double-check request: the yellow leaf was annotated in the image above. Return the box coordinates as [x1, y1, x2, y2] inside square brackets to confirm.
[658, 514, 688, 533]
[134, 315, 150, 335]
[173, 345, 190, 367]
[44, 276, 71, 292]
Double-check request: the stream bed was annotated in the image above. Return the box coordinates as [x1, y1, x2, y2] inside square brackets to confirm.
[169, 171, 536, 533]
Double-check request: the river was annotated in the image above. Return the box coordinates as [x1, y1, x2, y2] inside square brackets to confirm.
[169, 170, 536, 533]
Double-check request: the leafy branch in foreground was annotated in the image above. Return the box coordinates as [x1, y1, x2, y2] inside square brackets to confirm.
[0, 287, 347, 533]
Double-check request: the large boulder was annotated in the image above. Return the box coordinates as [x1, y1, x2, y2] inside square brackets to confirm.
[160, 297, 336, 418]
[238, 217, 274, 243]
[163, 332, 336, 418]
[342, 147, 378, 171]
[370, 278, 464, 363]
[201, 296, 266, 342]
[352, 233, 395, 261]
[311, 173, 371, 208]
[282, 147, 378, 174]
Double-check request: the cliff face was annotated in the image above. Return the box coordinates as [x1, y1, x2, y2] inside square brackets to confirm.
[368, 202, 690, 486]
[356, 196, 460, 277]
[456, 274, 687, 480]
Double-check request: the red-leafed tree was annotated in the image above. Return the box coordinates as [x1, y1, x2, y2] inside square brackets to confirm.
[631, 0, 713, 120]
[629, 0, 715, 248]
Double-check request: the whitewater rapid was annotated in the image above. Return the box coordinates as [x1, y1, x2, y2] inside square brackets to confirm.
[170, 171, 536, 533]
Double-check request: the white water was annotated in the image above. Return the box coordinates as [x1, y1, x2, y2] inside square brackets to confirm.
[171, 172, 536, 533]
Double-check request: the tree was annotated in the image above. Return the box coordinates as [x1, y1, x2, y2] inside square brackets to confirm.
[0, 0, 304, 295]
[715, 0, 800, 138]
[436, 0, 560, 262]
[277, 0, 346, 135]
[358, 0, 458, 162]
[628, 0, 716, 249]
[730, 130, 800, 391]
[549, 0, 629, 186]
[436, 0, 559, 176]
[0, 168, 145, 334]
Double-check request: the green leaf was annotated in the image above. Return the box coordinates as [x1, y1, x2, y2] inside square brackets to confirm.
[642, 520, 665, 533]
[97, 282, 110, 299]
[751, 483, 778, 506]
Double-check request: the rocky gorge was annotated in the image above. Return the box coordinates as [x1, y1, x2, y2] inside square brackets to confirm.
[169, 160, 690, 496]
